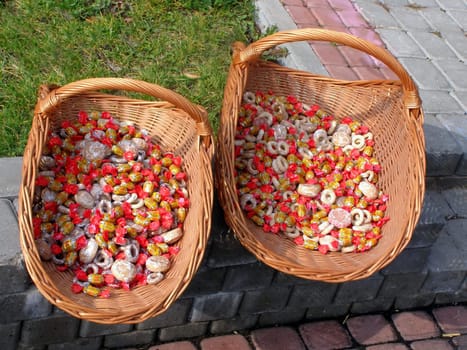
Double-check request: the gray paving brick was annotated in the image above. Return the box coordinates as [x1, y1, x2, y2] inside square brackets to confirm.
[0, 286, 52, 323]
[424, 114, 463, 176]
[207, 231, 256, 268]
[419, 89, 464, 115]
[333, 275, 384, 303]
[447, 9, 467, 30]
[394, 293, 435, 310]
[239, 286, 291, 314]
[407, 0, 439, 7]
[409, 224, 444, 248]
[421, 270, 466, 293]
[399, 57, 451, 90]
[378, 272, 428, 298]
[288, 281, 338, 308]
[351, 297, 395, 314]
[182, 266, 225, 297]
[104, 329, 154, 349]
[0, 322, 20, 350]
[190, 292, 243, 322]
[0, 262, 31, 295]
[443, 30, 467, 61]
[258, 306, 306, 327]
[452, 91, 467, 114]
[441, 188, 467, 217]
[210, 314, 258, 334]
[436, 289, 467, 304]
[16, 343, 46, 350]
[47, 337, 102, 350]
[436, 58, 467, 90]
[222, 262, 274, 291]
[79, 321, 132, 337]
[0, 157, 23, 198]
[158, 322, 208, 343]
[420, 8, 465, 32]
[438, 113, 467, 175]
[20, 314, 80, 346]
[353, 1, 400, 28]
[410, 31, 458, 59]
[390, 7, 432, 31]
[381, 248, 431, 275]
[0, 199, 21, 263]
[376, 29, 426, 57]
[273, 271, 312, 286]
[427, 220, 467, 273]
[417, 189, 454, 226]
[306, 303, 351, 320]
[436, 0, 467, 10]
[137, 298, 192, 330]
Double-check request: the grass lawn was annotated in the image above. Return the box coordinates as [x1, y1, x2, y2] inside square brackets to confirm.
[0, 0, 258, 157]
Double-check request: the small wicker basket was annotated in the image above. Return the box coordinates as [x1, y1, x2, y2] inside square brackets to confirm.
[18, 78, 214, 324]
[216, 29, 425, 283]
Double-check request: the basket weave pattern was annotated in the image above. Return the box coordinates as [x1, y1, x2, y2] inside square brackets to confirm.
[216, 29, 425, 282]
[18, 78, 214, 324]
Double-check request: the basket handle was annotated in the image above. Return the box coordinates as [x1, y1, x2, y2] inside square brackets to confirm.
[35, 77, 212, 147]
[234, 28, 421, 118]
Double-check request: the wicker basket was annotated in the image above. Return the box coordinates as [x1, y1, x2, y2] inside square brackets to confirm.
[216, 29, 425, 283]
[18, 78, 214, 324]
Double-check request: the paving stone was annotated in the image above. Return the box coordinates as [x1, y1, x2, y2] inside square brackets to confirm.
[333, 275, 383, 302]
[103, 329, 154, 349]
[285, 5, 318, 25]
[423, 114, 463, 176]
[409, 31, 458, 59]
[0, 322, 20, 350]
[410, 339, 454, 350]
[182, 267, 225, 297]
[442, 30, 467, 61]
[394, 293, 435, 310]
[351, 298, 394, 315]
[436, 0, 467, 10]
[365, 344, 409, 350]
[210, 314, 258, 334]
[399, 57, 451, 90]
[436, 58, 467, 90]
[157, 322, 208, 343]
[250, 327, 306, 350]
[416, 189, 453, 226]
[421, 270, 465, 293]
[239, 286, 291, 314]
[390, 7, 432, 31]
[0, 262, 31, 295]
[432, 305, 467, 333]
[200, 334, 252, 350]
[79, 320, 132, 337]
[419, 8, 464, 32]
[206, 231, 256, 268]
[427, 220, 467, 273]
[190, 292, 242, 322]
[299, 320, 352, 349]
[378, 272, 427, 299]
[353, 1, 400, 28]
[258, 306, 306, 327]
[148, 341, 197, 350]
[408, 225, 443, 249]
[288, 281, 338, 308]
[447, 9, 467, 31]
[437, 113, 467, 176]
[0, 286, 52, 323]
[20, 314, 80, 346]
[0, 157, 23, 198]
[325, 64, 359, 80]
[222, 262, 274, 292]
[306, 303, 351, 320]
[137, 299, 192, 330]
[381, 248, 431, 275]
[47, 337, 102, 350]
[339, 45, 377, 66]
[391, 311, 440, 341]
[418, 90, 464, 114]
[376, 29, 425, 57]
[0, 199, 21, 265]
[346, 314, 398, 345]
[452, 335, 467, 348]
[310, 6, 345, 26]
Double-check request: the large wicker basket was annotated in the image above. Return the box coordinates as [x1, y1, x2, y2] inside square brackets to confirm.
[216, 29, 425, 283]
[18, 78, 214, 324]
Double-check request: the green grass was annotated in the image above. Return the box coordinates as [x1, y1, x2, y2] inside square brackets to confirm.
[0, 0, 258, 156]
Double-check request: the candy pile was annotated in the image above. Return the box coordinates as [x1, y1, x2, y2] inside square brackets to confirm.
[234, 91, 389, 254]
[33, 111, 189, 297]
